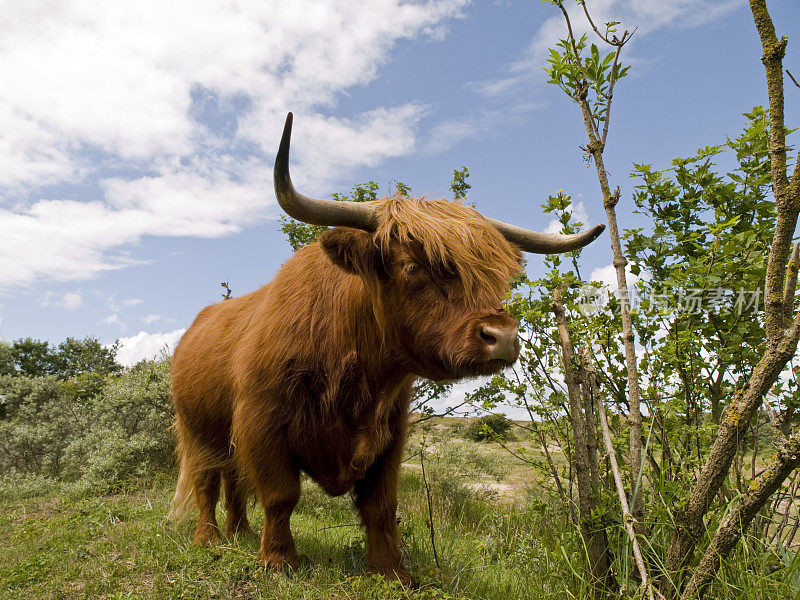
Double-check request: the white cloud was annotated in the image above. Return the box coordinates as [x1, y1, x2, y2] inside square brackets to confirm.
[589, 262, 642, 291]
[101, 313, 125, 331]
[115, 328, 186, 367]
[473, 0, 741, 99]
[0, 0, 469, 290]
[422, 103, 537, 155]
[61, 292, 83, 310]
[142, 313, 161, 325]
[38, 290, 83, 309]
[122, 298, 143, 307]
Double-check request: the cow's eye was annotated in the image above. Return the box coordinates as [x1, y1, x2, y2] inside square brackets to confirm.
[406, 262, 422, 275]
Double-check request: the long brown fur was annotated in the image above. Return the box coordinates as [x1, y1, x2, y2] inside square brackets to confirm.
[170, 196, 522, 583]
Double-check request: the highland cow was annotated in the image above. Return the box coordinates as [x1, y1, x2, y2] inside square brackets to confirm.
[169, 113, 604, 584]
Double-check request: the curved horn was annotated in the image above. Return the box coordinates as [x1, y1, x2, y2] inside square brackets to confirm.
[273, 112, 378, 230]
[486, 218, 606, 254]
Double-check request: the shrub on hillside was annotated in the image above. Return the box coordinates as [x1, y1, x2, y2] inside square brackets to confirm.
[65, 358, 174, 488]
[464, 413, 515, 442]
[0, 358, 174, 491]
[0, 375, 76, 477]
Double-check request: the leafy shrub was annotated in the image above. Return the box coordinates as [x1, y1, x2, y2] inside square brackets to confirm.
[65, 358, 174, 488]
[0, 375, 77, 477]
[0, 357, 174, 492]
[464, 414, 515, 442]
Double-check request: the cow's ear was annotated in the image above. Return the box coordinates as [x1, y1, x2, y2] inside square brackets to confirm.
[320, 228, 382, 276]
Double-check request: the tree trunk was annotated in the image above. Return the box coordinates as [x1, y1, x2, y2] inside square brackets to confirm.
[663, 323, 800, 591]
[662, 1, 800, 592]
[552, 289, 617, 596]
[553, 2, 645, 529]
[680, 431, 800, 598]
[583, 349, 663, 600]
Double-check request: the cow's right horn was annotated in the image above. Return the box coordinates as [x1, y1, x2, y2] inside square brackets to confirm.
[273, 112, 379, 231]
[486, 219, 606, 254]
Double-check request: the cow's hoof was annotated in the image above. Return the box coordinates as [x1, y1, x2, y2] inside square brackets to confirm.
[261, 551, 299, 572]
[225, 521, 255, 538]
[193, 524, 221, 546]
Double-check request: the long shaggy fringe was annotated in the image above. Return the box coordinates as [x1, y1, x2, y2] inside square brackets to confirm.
[372, 195, 522, 306]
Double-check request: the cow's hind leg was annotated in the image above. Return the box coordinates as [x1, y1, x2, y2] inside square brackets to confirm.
[222, 466, 252, 537]
[193, 468, 222, 545]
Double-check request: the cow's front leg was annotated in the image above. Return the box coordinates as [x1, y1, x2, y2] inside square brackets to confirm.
[352, 430, 412, 586]
[233, 402, 300, 571]
[258, 475, 300, 570]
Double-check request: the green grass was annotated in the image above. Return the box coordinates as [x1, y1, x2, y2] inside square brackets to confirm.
[0, 474, 516, 599]
[1, 426, 797, 599]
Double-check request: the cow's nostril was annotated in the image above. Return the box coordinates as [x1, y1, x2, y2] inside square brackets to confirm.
[480, 328, 497, 345]
[479, 325, 519, 364]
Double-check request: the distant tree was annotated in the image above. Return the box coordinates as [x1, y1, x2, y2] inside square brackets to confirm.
[10, 338, 56, 377]
[3, 336, 121, 379]
[53, 337, 122, 379]
[279, 181, 380, 251]
[0, 340, 13, 376]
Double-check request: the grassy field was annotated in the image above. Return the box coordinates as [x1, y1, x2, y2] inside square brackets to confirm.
[1, 420, 797, 600]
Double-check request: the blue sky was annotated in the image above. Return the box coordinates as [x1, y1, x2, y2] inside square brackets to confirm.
[0, 0, 798, 366]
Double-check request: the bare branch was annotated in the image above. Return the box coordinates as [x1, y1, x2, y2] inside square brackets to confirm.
[787, 69, 800, 89]
[419, 445, 440, 569]
[783, 242, 800, 324]
[579, 0, 634, 47]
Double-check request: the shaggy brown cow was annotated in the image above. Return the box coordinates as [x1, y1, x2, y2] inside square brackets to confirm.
[170, 113, 604, 584]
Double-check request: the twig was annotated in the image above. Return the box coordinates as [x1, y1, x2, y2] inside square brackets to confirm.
[788, 69, 800, 90]
[419, 445, 440, 569]
[578, 0, 635, 47]
[538, 427, 576, 524]
[316, 522, 360, 531]
[412, 401, 470, 425]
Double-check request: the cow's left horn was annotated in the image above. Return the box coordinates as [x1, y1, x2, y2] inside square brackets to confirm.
[274, 112, 378, 231]
[487, 218, 606, 254]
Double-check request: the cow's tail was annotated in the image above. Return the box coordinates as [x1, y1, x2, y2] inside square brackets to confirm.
[168, 417, 232, 522]
[168, 418, 197, 523]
